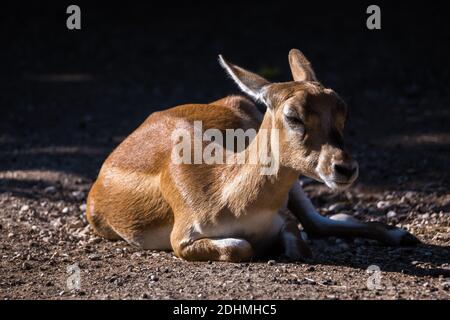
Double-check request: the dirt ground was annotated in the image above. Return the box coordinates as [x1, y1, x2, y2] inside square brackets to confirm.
[1, 2, 450, 299]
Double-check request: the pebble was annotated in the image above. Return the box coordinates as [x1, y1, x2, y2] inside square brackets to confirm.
[20, 205, 29, 212]
[420, 213, 430, 219]
[404, 191, 415, 199]
[79, 204, 87, 212]
[88, 254, 101, 261]
[72, 191, 85, 200]
[376, 201, 391, 210]
[300, 231, 308, 241]
[386, 211, 397, 218]
[150, 275, 159, 282]
[44, 186, 57, 194]
[22, 262, 32, 270]
[88, 237, 102, 244]
[442, 282, 450, 291]
[303, 278, 317, 285]
[322, 279, 337, 286]
[62, 207, 69, 214]
[267, 260, 276, 266]
[328, 203, 347, 212]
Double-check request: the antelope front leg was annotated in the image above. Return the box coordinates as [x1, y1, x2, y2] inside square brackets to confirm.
[288, 182, 420, 246]
[171, 222, 253, 262]
[173, 238, 253, 262]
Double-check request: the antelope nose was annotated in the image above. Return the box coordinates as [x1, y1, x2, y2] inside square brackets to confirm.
[333, 162, 358, 179]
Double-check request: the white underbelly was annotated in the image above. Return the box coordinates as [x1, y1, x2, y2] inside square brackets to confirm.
[195, 210, 283, 246]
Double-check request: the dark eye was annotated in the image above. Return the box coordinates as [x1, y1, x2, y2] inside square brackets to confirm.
[285, 115, 304, 127]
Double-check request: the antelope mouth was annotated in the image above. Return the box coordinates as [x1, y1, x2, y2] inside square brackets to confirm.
[324, 179, 352, 190]
[317, 172, 355, 190]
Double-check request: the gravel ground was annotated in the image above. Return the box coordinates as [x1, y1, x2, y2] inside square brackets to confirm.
[1, 2, 450, 299]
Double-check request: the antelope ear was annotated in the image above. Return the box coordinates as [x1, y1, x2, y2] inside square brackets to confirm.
[288, 49, 317, 82]
[218, 55, 271, 105]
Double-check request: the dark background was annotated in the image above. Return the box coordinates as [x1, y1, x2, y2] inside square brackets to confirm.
[1, 0, 449, 193]
[2, 0, 450, 300]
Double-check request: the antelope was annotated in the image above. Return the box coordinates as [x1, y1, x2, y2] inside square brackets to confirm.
[86, 49, 419, 262]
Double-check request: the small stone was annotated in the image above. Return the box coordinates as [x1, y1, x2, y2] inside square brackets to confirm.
[386, 211, 397, 218]
[22, 262, 32, 270]
[8, 232, 14, 238]
[88, 254, 101, 261]
[44, 186, 57, 194]
[20, 205, 29, 212]
[62, 207, 69, 214]
[71, 191, 85, 201]
[303, 277, 316, 285]
[300, 231, 308, 241]
[442, 282, 450, 291]
[404, 191, 415, 199]
[79, 204, 87, 212]
[88, 237, 101, 244]
[420, 213, 430, 220]
[267, 260, 276, 266]
[150, 275, 159, 282]
[141, 293, 148, 299]
[376, 201, 391, 210]
[328, 203, 347, 212]
[322, 279, 337, 286]
[59, 291, 65, 296]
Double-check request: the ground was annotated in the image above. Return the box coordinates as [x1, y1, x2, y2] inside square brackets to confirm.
[1, 2, 450, 299]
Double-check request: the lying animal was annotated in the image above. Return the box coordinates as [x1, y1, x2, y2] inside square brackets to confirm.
[86, 49, 419, 262]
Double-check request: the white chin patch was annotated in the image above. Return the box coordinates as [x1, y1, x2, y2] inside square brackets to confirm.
[317, 172, 352, 191]
[325, 180, 351, 191]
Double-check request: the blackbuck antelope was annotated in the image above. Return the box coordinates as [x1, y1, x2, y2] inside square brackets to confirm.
[86, 49, 419, 262]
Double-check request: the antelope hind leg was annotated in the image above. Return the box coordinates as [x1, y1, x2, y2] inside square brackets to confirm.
[288, 182, 420, 246]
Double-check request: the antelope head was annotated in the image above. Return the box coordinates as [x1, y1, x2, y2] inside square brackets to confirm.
[219, 49, 358, 190]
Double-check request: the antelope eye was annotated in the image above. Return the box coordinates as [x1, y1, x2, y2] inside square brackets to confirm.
[285, 114, 304, 126]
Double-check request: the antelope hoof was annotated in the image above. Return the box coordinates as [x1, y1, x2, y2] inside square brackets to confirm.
[384, 227, 421, 246]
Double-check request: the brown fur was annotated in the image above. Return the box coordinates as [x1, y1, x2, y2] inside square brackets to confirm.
[86, 49, 418, 262]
